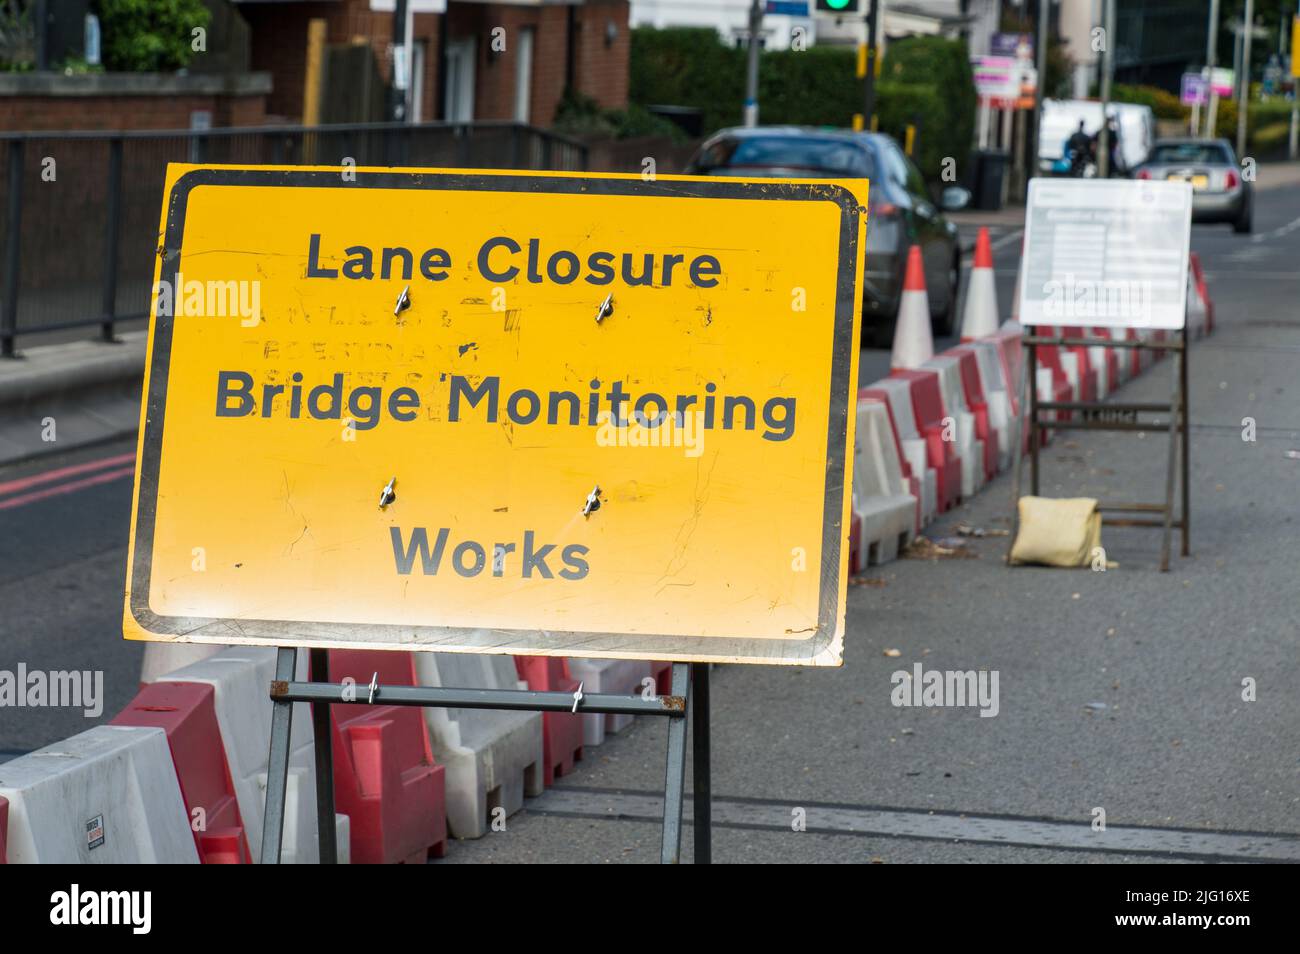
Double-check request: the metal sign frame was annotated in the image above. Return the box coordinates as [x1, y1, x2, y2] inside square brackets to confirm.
[262, 649, 713, 864]
[1007, 330, 1190, 572]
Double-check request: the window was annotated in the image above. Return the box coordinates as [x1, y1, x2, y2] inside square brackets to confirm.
[513, 28, 534, 124]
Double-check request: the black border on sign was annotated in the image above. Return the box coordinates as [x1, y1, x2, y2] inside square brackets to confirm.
[127, 168, 863, 665]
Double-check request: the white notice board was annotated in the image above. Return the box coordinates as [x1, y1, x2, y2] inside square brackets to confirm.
[1020, 179, 1193, 330]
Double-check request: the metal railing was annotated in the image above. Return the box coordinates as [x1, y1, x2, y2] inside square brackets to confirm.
[0, 121, 588, 355]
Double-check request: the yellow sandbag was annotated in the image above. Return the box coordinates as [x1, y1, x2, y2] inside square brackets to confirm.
[1009, 496, 1102, 568]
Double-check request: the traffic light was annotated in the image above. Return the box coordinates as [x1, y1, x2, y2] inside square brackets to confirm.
[815, 0, 862, 14]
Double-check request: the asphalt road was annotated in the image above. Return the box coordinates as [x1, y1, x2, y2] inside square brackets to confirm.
[1, 178, 1297, 863]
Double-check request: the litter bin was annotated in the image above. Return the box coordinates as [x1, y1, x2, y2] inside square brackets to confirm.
[970, 149, 1010, 212]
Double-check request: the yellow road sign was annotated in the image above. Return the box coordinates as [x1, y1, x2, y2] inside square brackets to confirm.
[124, 165, 867, 666]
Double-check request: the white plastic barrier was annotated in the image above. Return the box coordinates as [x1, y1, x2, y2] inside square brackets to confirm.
[566, 657, 653, 746]
[868, 377, 937, 526]
[1058, 348, 1084, 401]
[967, 341, 1014, 471]
[1036, 367, 1058, 428]
[853, 399, 918, 566]
[924, 355, 985, 499]
[0, 725, 198, 863]
[156, 647, 349, 863]
[1111, 331, 1136, 382]
[139, 641, 222, 684]
[414, 652, 544, 840]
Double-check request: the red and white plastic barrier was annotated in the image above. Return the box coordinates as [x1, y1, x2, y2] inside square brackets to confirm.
[0, 725, 199, 863]
[413, 653, 544, 840]
[325, 650, 448, 863]
[853, 396, 918, 567]
[111, 680, 253, 863]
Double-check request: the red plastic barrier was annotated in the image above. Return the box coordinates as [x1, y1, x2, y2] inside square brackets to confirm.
[947, 348, 999, 481]
[0, 795, 8, 864]
[889, 368, 961, 511]
[1152, 329, 1169, 360]
[859, 386, 923, 533]
[325, 650, 448, 863]
[649, 661, 673, 697]
[1190, 252, 1213, 333]
[111, 681, 251, 864]
[514, 656, 585, 786]
[849, 511, 862, 572]
[1089, 328, 1121, 392]
[1060, 327, 1099, 403]
[992, 329, 1023, 414]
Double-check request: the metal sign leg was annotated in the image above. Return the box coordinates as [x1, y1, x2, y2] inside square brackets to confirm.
[1160, 341, 1181, 572]
[1180, 332, 1191, 556]
[691, 662, 712, 865]
[660, 662, 691, 864]
[260, 647, 298, 864]
[1007, 334, 1032, 564]
[309, 648, 338, 864]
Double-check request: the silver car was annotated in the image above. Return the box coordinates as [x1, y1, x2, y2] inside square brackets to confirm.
[1134, 138, 1252, 233]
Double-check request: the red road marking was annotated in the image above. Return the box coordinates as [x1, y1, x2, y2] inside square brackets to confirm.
[0, 465, 135, 511]
[0, 452, 135, 499]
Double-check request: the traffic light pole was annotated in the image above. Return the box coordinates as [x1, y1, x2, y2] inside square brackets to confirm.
[744, 0, 764, 126]
[863, 0, 879, 130]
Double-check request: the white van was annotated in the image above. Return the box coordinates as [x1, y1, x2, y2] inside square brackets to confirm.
[1038, 99, 1157, 175]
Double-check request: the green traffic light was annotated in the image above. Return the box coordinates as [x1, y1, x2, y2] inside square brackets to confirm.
[826, 0, 852, 7]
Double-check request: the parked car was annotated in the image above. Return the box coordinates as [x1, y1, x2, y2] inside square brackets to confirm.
[1132, 138, 1253, 233]
[685, 126, 970, 341]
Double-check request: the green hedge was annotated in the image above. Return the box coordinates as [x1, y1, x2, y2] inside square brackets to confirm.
[629, 27, 976, 181]
[1112, 83, 1185, 121]
[629, 28, 746, 134]
[877, 36, 974, 180]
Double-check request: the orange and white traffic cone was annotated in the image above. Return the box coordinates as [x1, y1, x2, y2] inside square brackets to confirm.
[890, 245, 933, 370]
[960, 227, 999, 341]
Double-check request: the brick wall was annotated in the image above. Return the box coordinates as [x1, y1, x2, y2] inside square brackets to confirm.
[0, 74, 270, 132]
[574, 0, 630, 111]
[444, 0, 630, 126]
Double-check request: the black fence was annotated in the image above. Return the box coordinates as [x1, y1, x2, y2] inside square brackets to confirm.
[0, 121, 588, 355]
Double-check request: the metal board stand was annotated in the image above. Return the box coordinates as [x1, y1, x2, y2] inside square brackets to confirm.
[261, 651, 712, 864]
[1008, 329, 1190, 572]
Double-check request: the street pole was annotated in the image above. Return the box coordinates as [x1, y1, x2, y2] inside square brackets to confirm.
[1292, 5, 1300, 159]
[1238, 0, 1255, 158]
[1098, 0, 1115, 177]
[1029, 0, 1050, 189]
[388, 0, 410, 122]
[744, 0, 764, 127]
[863, 0, 880, 131]
[1206, 0, 1221, 137]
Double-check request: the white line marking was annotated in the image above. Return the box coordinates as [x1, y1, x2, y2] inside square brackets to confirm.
[532, 788, 1300, 861]
[989, 228, 1024, 252]
[1251, 214, 1300, 244]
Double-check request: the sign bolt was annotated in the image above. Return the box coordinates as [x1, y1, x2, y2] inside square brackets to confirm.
[594, 293, 614, 324]
[378, 476, 397, 510]
[394, 284, 412, 316]
[582, 485, 602, 517]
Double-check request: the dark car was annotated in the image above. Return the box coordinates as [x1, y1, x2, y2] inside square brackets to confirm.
[1134, 138, 1252, 233]
[685, 126, 970, 341]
